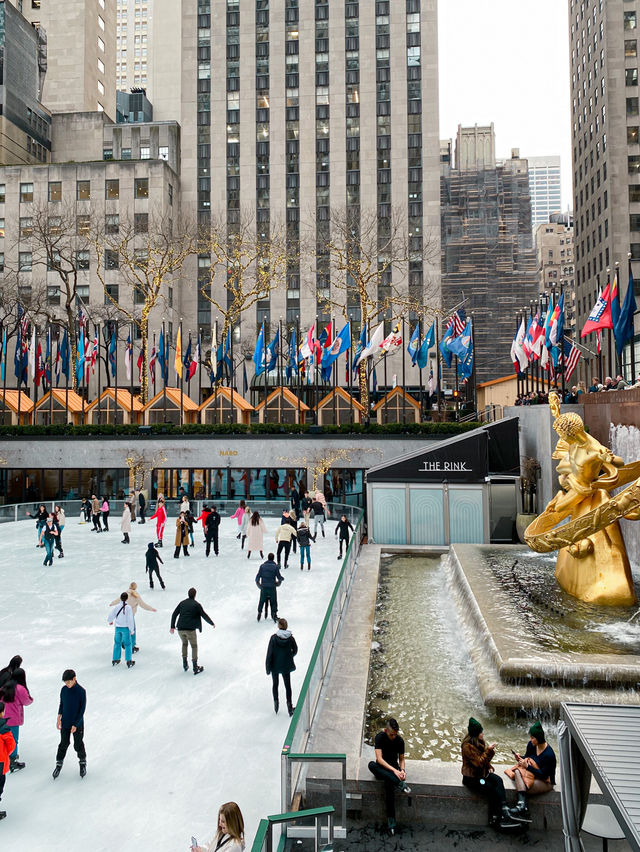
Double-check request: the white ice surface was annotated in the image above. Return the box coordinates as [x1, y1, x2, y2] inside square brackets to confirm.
[0, 513, 344, 852]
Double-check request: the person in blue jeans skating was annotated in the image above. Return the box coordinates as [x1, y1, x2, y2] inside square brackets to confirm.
[107, 593, 136, 668]
[297, 522, 313, 570]
[39, 516, 59, 566]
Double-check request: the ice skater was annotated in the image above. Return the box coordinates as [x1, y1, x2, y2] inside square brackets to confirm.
[26, 504, 48, 545]
[239, 505, 251, 549]
[297, 521, 313, 570]
[0, 668, 33, 772]
[150, 496, 167, 547]
[0, 702, 16, 819]
[265, 617, 298, 716]
[255, 553, 283, 622]
[108, 592, 136, 668]
[145, 542, 166, 589]
[204, 505, 221, 557]
[310, 494, 327, 540]
[335, 515, 354, 559]
[53, 505, 65, 558]
[91, 495, 102, 532]
[121, 501, 133, 544]
[53, 669, 87, 779]
[275, 514, 297, 568]
[174, 512, 190, 558]
[170, 588, 215, 675]
[229, 499, 247, 539]
[100, 496, 110, 531]
[246, 510, 266, 560]
[39, 516, 59, 566]
[0, 657, 22, 690]
[138, 489, 146, 524]
[110, 582, 156, 653]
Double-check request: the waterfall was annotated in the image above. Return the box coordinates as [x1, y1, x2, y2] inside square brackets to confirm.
[610, 424, 640, 571]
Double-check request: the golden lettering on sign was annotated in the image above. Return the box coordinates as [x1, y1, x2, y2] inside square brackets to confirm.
[219, 450, 238, 456]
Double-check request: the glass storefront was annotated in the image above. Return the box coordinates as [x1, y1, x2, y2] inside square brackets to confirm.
[151, 467, 309, 502]
[0, 469, 130, 503]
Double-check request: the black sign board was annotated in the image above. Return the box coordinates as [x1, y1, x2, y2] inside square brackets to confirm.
[368, 431, 488, 483]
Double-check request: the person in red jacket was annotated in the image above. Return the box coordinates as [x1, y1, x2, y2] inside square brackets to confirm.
[149, 496, 167, 547]
[195, 504, 211, 542]
[0, 701, 16, 820]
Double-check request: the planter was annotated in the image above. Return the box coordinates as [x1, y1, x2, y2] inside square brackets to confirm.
[516, 513, 538, 545]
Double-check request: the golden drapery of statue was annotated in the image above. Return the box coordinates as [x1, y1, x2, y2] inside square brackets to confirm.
[524, 392, 640, 606]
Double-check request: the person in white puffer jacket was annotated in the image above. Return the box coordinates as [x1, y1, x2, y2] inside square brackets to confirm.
[107, 593, 136, 668]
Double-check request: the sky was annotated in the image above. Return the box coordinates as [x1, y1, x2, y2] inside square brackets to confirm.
[439, 0, 572, 209]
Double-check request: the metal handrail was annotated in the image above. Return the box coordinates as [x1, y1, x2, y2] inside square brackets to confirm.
[250, 807, 336, 852]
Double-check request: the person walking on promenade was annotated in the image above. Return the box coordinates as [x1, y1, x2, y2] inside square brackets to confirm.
[246, 510, 266, 560]
[39, 516, 59, 566]
[91, 495, 102, 532]
[174, 512, 190, 558]
[368, 718, 412, 835]
[265, 617, 297, 716]
[335, 515, 354, 559]
[150, 496, 167, 547]
[204, 506, 221, 557]
[0, 669, 33, 772]
[229, 499, 247, 540]
[255, 554, 283, 623]
[53, 505, 66, 558]
[121, 501, 133, 544]
[110, 582, 156, 654]
[0, 702, 16, 819]
[53, 669, 87, 779]
[170, 588, 215, 675]
[108, 593, 136, 668]
[275, 515, 297, 569]
[145, 542, 166, 589]
[26, 504, 48, 546]
[239, 505, 251, 550]
[100, 497, 110, 531]
[297, 522, 313, 570]
[138, 489, 146, 524]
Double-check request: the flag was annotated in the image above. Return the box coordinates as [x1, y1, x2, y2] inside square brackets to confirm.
[428, 362, 437, 394]
[451, 309, 466, 335]
[242, 361, 248, 396]
[61, 329, 70, 380]
[76, 326, 85, 382]
[149, 340, 157, 383]
[137, 348, 143, 382]
[416, 321, 435, 369]
[563, 338, 581, 381]
[610, 271, 620, 331]
[286, 330, 297, 380]
[216, 326, 232, 380]
[90, 334, 98, 375]
[174, 326, 182, 379]
[253, 322, 266, 376]
[265, 327, 279, 372]
[352, 322, 367, 371]
[359, 322, 384, 364]
[321, 321, 351, 368]
[182, 336, 193, 381]
[35, 341, 44, 387]
[543, 296, 555, 349]
[380, 321, 402, 353]
[447, 319, 472, 360]
[300, 323, 315, 362]
[549, 292, 565, 347]
[458, 329, 474, 380]
[614, 268, 638, 356]
[54, 336, 61, 386]
[372, 366, 378, 394]
[190, 337, 200, 381]
[511, 319, 528, 373]
[29, 327, 36, 381]
[316, 323, 332, 364]
[108, 327, 117, 378]
[596, 330, 602, 354]
[157, 328, 165, 383]
[44, 332, 51, 389]
[125, 333, 132, 381]
[1, 326, 7, 383]
[84, 335, 92, 383]
[581, 284, 613, 336]
[439, 319, 455, 368]
[531, 311, 546, 360]
[210, 324, 217, 384]
[407, 324, 420, 366]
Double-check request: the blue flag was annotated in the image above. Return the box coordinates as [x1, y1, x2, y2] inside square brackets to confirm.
[416, 321, 435, 369]
[611, 272, 621, 331]
[439, 319, 454, 368]
[407, 324, 420, 366]
[76, 326, 85, 382]
[44, 330, 51, 389]
[182, 336, 192, 377]
[321, 322, 351, 369]
[242, 361, 249, 396]
[0, 327, 6, 383]
[352, 322, 367, 372]
[157, 329, 165, 383]
[253, 322, 265, 376]
[216, 327, 232, 381]
[61, 330, 70, 379]
[447, 319, 472, 360]
[108, 328, 116, 377]
[265, 327, 279, 372]
[458, 330, 474, 380]
[614, 270, 638, 356]
[286, 330, 297, 381]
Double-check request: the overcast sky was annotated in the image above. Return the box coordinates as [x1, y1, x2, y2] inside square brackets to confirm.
[438, 0, 572, 209]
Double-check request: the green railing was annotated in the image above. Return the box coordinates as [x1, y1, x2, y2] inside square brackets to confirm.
[250, 806, 336, 852]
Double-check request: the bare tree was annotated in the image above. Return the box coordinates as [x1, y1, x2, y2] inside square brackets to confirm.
[92, 209, 196, 403]
[309, 205, 439, 408]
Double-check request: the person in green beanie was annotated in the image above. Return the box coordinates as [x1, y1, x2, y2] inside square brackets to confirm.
[509, 720, 556, 823]
[461, 718, 520, 831]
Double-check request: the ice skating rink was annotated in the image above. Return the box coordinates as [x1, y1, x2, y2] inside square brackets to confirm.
[0, 513, 345, 851]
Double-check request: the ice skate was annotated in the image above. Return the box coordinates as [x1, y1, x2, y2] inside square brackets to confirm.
[52, 762, 63, 779]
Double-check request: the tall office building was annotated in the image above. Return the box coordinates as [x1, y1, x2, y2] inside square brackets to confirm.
[116, 0, 152, 96]
[569, 0, 640, 377]
[535, 212, 576, 336]
[527, 155, 562, 229]
[150, 0, 441, 355]
[441, 126, 539, 383]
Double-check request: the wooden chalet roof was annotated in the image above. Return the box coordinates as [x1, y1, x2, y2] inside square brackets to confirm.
[143, 386, 199, 412]
[254, 386, 310, 411]
[199, 385, 254, 412]
[35, 388, 86, 413]
[0, 389, 34, 413]
[315, 386, 365, 412]
[372, 386, 421, 411]
[477, 374, 517, 389]
[85, 387, 144, 413]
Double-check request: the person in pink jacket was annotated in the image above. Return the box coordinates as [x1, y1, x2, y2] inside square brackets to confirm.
[149, 496, 167, 547]
[229, 499, 247, 540]
[0, 668, 33, 772]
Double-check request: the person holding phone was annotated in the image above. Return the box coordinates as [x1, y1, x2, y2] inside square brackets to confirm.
[508, 721, 556, 823]
[192, 801, 245, 851]
[461, 718, 519, 831]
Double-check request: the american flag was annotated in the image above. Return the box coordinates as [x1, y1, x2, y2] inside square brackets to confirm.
[90, 335, 98, 374]
[563, 338, 582, 381]
[149, 342, 157, 382]
[450, 309, 466, 337]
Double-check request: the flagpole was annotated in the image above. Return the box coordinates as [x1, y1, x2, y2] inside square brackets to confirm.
[1, 323, 6, 425]
[470, 315, 477, 414]
[197, 334, 202, 407]
[32, 325, 38, 426]
[630, 254, 637, 381]
[81, 321, 86, 426]
[129, 322, 134, 424]
[314, 313, 319, 418]
[179, 318, 184, 428]
[435, 317, 441, 414]
[65, 323, 69, 425]
[230, 321, 234, 424]
[401, 317, 406, 425]
[348, 315, 354, 426]
[95, 323, 101, 426]
[152, 331, 157, 399]
[186, 331, 192, 405]
[264, 320, 268, 418]
[162, 321, 167, 424]
[47, 325, 53, 425]
[296, 315, 301, 426]
[331, 316, 337, 425]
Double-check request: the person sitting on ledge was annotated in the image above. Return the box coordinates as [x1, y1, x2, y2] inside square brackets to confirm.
[461, 717, 520, 831]
[507, 721, 556, 824]
[368, 717, 411, 836]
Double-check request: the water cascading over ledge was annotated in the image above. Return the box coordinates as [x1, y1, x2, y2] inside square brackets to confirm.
[611, 423, 640, 569]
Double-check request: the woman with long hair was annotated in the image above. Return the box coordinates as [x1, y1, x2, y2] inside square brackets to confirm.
[0, 668, 33, 772]
[194, 801, 245, 852]
[246, 510, 266, 560]
[461, 718, 519, 831]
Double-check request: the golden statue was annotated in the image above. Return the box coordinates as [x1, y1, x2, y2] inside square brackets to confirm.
[524, 392, 640, 606]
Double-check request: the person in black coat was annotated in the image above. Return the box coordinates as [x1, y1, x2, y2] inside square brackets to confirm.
[205, 505, 221, 557]
[265, 617, 297, 716]
[169, 588, 215, 675]
[281, 509, 298, 554]
[53, 669, 87, 779]
[290, 488, 301, 516]
[255, 554, 284, 623]
[335, 515, 355, 559]
[138, 491, 146, 524]
[145, 542, 165, 589]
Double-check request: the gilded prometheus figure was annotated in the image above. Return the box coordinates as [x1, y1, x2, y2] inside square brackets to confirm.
[525, 392, 640, 606]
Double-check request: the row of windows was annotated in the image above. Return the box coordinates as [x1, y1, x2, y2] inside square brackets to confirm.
[9, 178, 153, 204]
[103, 146, 167, 161]
[14, 248, 150, 273]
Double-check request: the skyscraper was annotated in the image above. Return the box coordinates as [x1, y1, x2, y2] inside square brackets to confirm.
[569, 0, 640, 376]
[116, 0, 152, 96]
[527, 155, 562, 230]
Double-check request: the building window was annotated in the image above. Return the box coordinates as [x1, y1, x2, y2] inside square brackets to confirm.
[98, 15, 105, 30]
[629, 127, 639, 145]
[135, 178, 149, 198]
[627, 68, 639, 86]
[0, 184, 4, 203]
[20, 182, 34, 203]
[98, 36, 105, 51]
[159, 146, 169, 161]
[105, 179, 120, 199]
[76, 180, 91, 200]
[625, 11, 637, 30]
[98, 58, 105, 73]
[19, 251, 32, 271]
[98, 80, 105, 96]
[134, 213, 148, 233]
[134, 248, 148, 268]
[76, 250, 90, 270]
[48, 181, 62, 202]
[76, 215, 90, 236]
[105, 213, 119, 234]
[103, 148, 114, 160]
[140, 146, 150, 159]
[0, 219, 4, 238]
[121, 147, 132, 160]
[19, 217, 33, 239]
[627, 97, 639, 116]
[0, 252, 4, 272]
[104, 250, 119, 270]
